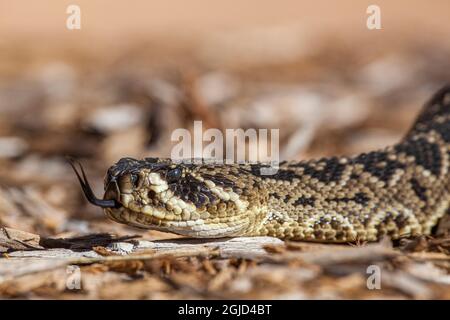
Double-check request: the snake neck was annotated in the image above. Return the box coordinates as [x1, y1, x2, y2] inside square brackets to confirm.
[253, 86, 450, 241]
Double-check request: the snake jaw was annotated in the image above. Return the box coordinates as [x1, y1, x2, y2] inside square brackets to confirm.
[68, 158, 119, 208]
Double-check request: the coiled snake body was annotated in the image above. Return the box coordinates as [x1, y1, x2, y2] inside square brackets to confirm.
[71, 86, 450, 242]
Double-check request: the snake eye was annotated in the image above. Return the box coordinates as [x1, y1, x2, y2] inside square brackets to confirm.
[166, 168, 182, 183]
[130, 174, 140, 188]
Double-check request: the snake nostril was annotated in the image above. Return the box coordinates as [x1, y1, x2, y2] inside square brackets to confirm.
[148, 190, 156, 199]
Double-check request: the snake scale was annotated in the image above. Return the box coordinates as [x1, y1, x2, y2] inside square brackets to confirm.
[70, 86, 450, 242]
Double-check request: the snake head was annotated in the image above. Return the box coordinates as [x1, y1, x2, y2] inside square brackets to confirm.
[71, 157, 269, 237]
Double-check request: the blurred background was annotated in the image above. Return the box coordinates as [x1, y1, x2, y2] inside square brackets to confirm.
[0, 0, 450, 300]
[0, 0, 449, 237]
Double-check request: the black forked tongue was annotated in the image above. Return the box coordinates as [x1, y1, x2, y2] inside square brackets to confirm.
[67, 157, 117, 208]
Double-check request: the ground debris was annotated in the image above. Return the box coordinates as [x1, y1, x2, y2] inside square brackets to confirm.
[0, 231, 449, 299]
[0, 227, 43, 253]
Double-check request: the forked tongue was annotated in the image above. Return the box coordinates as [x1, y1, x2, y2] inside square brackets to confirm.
[67, 157, 117, 208]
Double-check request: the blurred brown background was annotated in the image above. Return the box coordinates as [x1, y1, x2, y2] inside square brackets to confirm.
[1, 0, 450, 69]
[1, 1, 450, 41]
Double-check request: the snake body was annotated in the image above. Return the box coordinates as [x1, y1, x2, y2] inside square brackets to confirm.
[71, 86, 450, 242]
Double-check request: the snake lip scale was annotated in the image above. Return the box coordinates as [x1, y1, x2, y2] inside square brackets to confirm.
[71, 85, 450, 242]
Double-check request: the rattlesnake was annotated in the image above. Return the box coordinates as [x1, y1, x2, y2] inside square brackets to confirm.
[70, 86, 450, 242]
